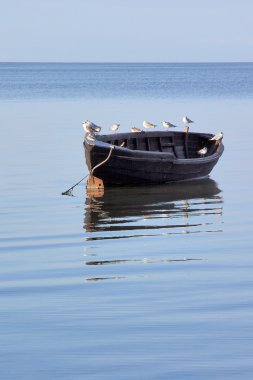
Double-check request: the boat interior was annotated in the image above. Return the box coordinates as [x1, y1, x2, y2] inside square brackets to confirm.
[97, 131, 217, 159]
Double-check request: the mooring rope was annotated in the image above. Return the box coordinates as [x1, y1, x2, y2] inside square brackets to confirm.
[89, 144, 114, 177]
[61, 144, 114, 196]
[61, 174, 89, 196]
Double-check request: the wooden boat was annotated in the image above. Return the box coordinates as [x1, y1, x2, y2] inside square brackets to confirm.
[84, 130, 224, 186]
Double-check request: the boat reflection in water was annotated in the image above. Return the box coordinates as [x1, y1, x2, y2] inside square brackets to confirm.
[83, 178, 223, 281]
[84, 178, 223, 237]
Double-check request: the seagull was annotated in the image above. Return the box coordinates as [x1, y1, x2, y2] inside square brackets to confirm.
[110, 123, 120, 132]
[198, 147, 208, 156]
[91, 125, 101, 133]
[182, 116, 194, 125]
[82, 121, 93, 133]
[209, 131, 223, 141]
[86, 133, 96, 142]
[131, 127, 142, 133]
[162, 120, 178, 129]
[143, 120, 156, 129]
[83, 120, 101, 133]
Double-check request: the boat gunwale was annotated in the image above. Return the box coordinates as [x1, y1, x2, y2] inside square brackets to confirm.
[84, 130, 224, 164]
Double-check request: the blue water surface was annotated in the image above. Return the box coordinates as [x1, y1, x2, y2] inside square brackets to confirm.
[1, 62, 253, 100]
[0, 63, 253, 380]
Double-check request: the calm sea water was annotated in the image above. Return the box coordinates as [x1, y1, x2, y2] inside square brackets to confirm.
[1, 63, 253, 379]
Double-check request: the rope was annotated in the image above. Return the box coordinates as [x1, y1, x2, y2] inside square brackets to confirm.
[62, 144, 114, 196]
[89, 144, 114, 177]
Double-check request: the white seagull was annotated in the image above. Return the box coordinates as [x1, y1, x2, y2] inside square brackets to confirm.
[209, 131, 223, 141]
[198, 147, 208, 156]
[182, 116, 194, 125]
[86, 133, 96, 142]
[83, 120, 101, 133]
[82, 121, 92, 133]
[92, 125, 101, 133]
[110, 123, 120, 132]
[143, 120, 156, 129]
[131, 127, 142, 133]
[162, 120, 178, 129]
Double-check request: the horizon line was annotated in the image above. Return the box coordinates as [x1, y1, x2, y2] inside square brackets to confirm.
[0, 60, 253, 64]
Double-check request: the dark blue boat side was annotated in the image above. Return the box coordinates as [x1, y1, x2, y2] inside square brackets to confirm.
[84, 130, 224, 185]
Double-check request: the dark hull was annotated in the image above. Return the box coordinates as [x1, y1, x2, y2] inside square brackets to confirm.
[84, 131, 224, 186]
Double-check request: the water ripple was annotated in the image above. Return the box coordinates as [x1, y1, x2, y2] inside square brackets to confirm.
[84, 179, 223, 239]
[82, 179, 223, 281]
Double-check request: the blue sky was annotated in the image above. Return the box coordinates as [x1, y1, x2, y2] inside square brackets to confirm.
[1, 0, 253, 62]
